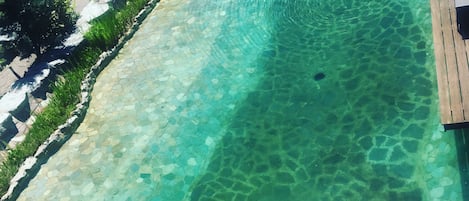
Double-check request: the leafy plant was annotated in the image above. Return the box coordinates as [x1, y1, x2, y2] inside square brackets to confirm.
[0, 0, 77, 55]
[85, 0, 149, 50]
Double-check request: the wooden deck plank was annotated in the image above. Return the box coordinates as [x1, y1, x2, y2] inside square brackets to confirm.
[431, 0, 452, 124]
[465, 36, 469, 55]
[449, 0, 469, 120]
[440, 0, 465, 122]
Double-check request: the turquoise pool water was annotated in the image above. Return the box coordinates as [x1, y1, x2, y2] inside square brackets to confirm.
[17, 0, 462, 200]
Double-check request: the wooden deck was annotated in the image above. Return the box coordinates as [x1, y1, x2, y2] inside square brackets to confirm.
[431, 0, 469, 129]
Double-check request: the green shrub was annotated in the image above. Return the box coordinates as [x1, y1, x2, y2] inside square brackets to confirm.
[85, 0, 150, 50]
[0, 0, 77, 54]
[85, 10, 121, 50]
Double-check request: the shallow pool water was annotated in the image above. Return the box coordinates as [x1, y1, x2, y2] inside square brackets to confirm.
[17, 0, 462, 200]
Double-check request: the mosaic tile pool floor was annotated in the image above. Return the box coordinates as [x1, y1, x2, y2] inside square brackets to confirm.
[17, 0, 463, 200]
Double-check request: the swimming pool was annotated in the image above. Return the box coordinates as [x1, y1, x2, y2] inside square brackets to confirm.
[17, 0, 462, 200]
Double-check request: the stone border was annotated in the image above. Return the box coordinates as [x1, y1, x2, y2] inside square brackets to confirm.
[1, 0, 160, 200]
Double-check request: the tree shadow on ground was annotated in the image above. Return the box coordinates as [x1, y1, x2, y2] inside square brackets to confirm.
[0, 45, 18, 70]
[9, 46, 75, 99]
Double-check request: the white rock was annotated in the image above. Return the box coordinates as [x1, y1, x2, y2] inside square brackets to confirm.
[440, 177, 453, 186]
[161, 164, 177, 175]
[431, 130, 442, 140]
[81, 182, 95, 194]
[205, 136, 214, 146]
[187, 17, 196, 24]
[90, 152, 103, 164]
[176, 93, 185, 100]
[430, 187, 444, 198]
[187, 158, 197, 166]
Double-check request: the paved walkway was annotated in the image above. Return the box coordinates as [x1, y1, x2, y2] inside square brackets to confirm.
[0, 56, 35, 98]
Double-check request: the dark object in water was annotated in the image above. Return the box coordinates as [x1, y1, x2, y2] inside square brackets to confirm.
[314, 72, 325, 81]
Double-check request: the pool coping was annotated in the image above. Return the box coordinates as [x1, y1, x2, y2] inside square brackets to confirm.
[0, 0, 160, 200]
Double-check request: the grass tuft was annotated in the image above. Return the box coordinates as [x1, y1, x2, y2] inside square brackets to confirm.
[85, 0, 150, 50]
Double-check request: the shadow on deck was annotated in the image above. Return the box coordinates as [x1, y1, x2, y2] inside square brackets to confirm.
[454, 128, 469, 200]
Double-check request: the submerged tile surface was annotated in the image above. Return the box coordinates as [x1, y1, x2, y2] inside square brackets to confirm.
[17, 0, 462, 200]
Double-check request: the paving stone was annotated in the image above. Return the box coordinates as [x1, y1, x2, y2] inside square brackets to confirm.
[368, 148, 389, 161]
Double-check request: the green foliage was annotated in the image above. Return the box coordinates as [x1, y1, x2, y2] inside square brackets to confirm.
[85, 10, 122, 51]
[0, 0, 152, 196]
[0, 0, 77, 54]
[0, 45, 7, 69]
[68, 47, 101, 76]
[85, 0, 149, 50]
